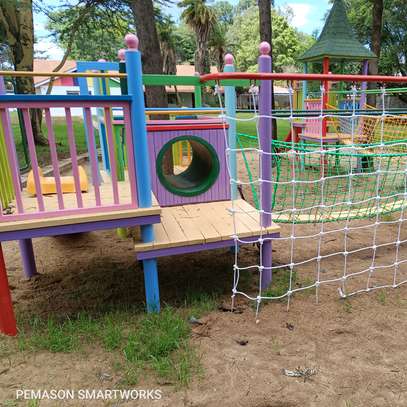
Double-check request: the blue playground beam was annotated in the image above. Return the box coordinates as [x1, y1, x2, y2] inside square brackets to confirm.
[124, 34, 160, 313]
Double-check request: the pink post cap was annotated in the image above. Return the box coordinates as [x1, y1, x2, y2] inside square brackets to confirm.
[125, 33, 139, 50]
[259, 41, 271, 55]
[224, 53, 234, 65]
[118, 48, 126, 61]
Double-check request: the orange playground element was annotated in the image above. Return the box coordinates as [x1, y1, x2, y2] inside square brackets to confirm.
[27, 166, 89, 196]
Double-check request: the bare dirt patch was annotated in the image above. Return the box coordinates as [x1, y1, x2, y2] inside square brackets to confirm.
[1, 219, 407, 406]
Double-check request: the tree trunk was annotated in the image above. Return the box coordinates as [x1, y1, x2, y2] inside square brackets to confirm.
[129, 0, 168, 109]
[258, 0, 277, 140]
[367, 0, 384, 107]
[0, 0, 46, 145]
[195, 33, 210, 75]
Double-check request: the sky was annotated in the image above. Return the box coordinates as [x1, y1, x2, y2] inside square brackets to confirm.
[33, 0, 330, 60]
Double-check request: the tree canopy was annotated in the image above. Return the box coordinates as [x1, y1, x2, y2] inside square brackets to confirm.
[47, 5, 133, 61]
[227, 5, 314, 72]
[345, 0, 406, 76]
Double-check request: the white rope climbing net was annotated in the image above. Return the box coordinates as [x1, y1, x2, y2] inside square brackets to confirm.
[216, 81, 407, 315]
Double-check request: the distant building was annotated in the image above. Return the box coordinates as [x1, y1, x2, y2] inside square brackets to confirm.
[33, 59, 218, 109]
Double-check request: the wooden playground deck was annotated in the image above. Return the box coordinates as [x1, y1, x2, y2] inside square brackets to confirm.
[0, 173, 161, 235]
[134, 199, 280, 259]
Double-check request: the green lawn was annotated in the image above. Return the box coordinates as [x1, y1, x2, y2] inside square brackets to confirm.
[10, 113, 90, 169]
[236, 113, 290, 140]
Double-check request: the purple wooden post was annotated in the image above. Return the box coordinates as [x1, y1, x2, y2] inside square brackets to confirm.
[360, 60, 369, 108]
[258, 42, 273, 289]
[19, 239, 38, 279]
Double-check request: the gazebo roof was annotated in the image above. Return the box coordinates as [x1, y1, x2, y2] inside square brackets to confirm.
[298, 0, 376, 63]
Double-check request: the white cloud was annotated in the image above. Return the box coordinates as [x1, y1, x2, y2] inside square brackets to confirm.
[34, 39, 65, 60]
[286, 3, 313, 29]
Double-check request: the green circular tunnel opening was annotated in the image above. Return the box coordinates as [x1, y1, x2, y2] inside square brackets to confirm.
[156, 135, 220, 197]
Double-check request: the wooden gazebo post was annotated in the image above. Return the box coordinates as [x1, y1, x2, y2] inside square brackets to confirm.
[322, 57, 330, 138]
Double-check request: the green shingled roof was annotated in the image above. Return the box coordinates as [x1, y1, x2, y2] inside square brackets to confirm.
[298, 0, 376, 62]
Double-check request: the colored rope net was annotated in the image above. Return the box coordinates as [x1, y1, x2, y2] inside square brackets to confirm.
[216, 82, 407, 312]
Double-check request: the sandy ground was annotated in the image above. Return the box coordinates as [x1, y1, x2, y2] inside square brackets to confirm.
[2, 155, 407, 406]
[1, 218, 407, 406]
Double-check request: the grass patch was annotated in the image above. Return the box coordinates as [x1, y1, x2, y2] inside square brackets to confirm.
[377, 291, 386, 305]
[342, 299, 353, 313]
[124, 308, 189, 363]
[9, 112, 91, 169]
[183, 291, 219, 319]
[18, 313, 100, 353]
[16, 307, 200, 387]
[236, 114, 291, 141]
[263, 267, 297, 299]
[122, 308, 199, 386]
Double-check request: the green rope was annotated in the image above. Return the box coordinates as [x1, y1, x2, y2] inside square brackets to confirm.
[236, 133, 407, 223]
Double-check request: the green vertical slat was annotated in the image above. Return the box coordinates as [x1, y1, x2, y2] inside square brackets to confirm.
[0, 119, 14, 209]
[194, 86, 202, 108]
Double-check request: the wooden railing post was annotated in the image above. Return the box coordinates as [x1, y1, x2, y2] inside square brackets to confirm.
[258, 42, 273, 289]
[224, 54, 237, 200]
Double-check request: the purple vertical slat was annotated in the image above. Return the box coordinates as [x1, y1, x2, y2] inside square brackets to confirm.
[173, 131, 180, 206]
[122, 105, 138, 207]
[359, 60, 369, 109]
[104, 108, 119, 205]
[147, 130, 157, 201]
[150, 131, 159, 203]
[84, 108, 101, 206]
[22, 109, 45, 212]
[216, 128, 222, 201]
[44, 109, 64, 210]
[65, 108, 83, 208]
[0, 109, 24, 213]
[209, 130, 215, 202]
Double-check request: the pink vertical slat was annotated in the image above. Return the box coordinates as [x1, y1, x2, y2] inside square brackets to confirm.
[122, 105, 138, 207]
[0, 109, 24, 213]
[103, 108, 119, 205]
[22, 109, 45, 212]
[65, 108, 83, 208]
[44, 109, 64, 210]
[84, 108, 101, 206]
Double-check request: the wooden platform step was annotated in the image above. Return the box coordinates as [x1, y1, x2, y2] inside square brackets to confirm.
[133, 199, 280, 255]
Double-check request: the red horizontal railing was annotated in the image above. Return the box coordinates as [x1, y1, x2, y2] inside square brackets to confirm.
[200, 72, 407, 84]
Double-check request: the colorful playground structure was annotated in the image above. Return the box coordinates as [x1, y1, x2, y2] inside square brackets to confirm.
[0, 34, 282, 336]
[1, 0, 407, 336]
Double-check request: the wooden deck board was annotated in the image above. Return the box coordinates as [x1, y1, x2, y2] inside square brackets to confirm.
[134, 199, 280, 253]
[169, 206, 206, 244]
[182, 204, 221, 243]
[160, 210, 187, 247]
